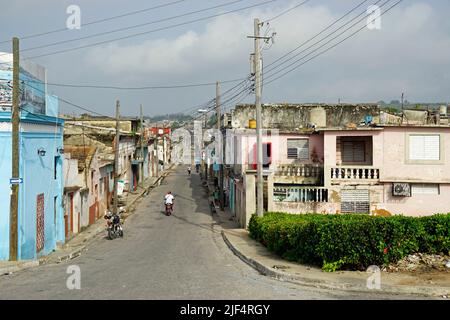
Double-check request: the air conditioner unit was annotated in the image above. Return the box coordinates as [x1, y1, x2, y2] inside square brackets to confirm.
[392, 183, 411, 197]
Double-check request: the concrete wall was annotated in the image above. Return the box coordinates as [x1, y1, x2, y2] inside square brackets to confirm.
[87, 150, 101, 225]
[381, 127, 450, 183]
[231, 131, 324, 172]
[378, 183, 450, 216]
[0, 118, 64, 260]
[233, 174, 256, 229]
[230, 104, 380, 130]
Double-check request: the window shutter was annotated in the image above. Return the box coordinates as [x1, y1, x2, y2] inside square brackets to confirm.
[341, 189, 370, 214]
[287, 139, 309, 160]
[409, 135, 440, 160]
[411, 184, 439, 195]
[342, 141, 365, 162]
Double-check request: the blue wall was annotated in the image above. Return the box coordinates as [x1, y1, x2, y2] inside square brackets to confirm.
[0, 112, 64, 260]
[0, 133, 12, 260]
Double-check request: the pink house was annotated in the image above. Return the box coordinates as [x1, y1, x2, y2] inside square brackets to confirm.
[224, 104, 450, 228]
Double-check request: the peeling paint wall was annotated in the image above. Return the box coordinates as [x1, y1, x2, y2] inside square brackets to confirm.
[231, 104, 380, 129]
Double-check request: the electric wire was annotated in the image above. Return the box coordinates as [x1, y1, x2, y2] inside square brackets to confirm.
[0, 0, 190, 44]
[23, 0, 277, 60]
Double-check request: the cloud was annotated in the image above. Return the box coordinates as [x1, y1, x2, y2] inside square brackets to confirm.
[78, 1, 450, 107]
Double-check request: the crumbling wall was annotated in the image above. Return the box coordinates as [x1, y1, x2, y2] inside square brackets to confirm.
[231, 104, 380, 129]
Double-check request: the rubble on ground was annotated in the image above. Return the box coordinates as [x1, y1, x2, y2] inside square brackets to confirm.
[384, 253, 450, 273]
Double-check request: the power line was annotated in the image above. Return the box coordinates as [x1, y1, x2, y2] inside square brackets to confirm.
[264, 0, 404, 86]
[0, 0, 190, 45]
[264, 0, 390, 80]
[179, 77, 251, 116]
[262, 0, 310, 23]
[265, 0, 370, 69]
[24, 0, 277, 60]
[22, 77, 246, 90]
[22, 81, 113, 118]
[16, 0, 248, 54]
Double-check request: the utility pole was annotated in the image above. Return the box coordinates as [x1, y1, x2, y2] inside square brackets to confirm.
[140, 104, 144, 188]
[254, 18, 264, 217]
[9, 37, 19, 261]
[401, 92, 404, 112]
[113, 100, 120, 215]
[216, 82, 224, 211]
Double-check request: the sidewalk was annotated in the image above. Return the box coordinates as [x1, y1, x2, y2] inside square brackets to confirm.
[210, 200, 449, 298]
[0, 168, 172, 276]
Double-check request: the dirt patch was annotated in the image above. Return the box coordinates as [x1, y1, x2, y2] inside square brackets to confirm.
[384, 253, 450, 274]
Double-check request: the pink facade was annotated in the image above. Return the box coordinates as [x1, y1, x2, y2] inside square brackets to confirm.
[320, 126, 450, 217]
[231, 131, 324, 170]
[230, 126, 450, 226]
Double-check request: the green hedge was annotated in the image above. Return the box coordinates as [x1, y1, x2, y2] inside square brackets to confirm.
[248, 212, 450, 271]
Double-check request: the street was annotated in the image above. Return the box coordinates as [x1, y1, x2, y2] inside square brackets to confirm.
[0, 166, 423, 299]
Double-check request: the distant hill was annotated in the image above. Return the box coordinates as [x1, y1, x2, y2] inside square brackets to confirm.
[145, 113, 193, 123]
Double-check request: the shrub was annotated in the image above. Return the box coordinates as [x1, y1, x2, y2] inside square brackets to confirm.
[248, 212, 450, 271]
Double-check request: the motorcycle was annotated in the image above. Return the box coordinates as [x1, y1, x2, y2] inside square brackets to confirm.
[165, 203, 173, 216]
[104, 211, 123, 240]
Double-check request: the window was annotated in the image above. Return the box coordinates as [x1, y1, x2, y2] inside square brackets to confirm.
[54, 156, 58, 179]
[287, 139, 309, 160]
[341, 189, 370, 214]
[412, 184, 440, 195]
[91, 171, 94, 192]
[342, 141, 365, 163]
[54, 196, 58, 226]
[409, 135, 440, 161]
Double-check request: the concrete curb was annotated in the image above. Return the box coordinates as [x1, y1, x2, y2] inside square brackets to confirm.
[55, 245, 87, 264]
[0, 260, 40, 275]
[221, 230, 449, 298]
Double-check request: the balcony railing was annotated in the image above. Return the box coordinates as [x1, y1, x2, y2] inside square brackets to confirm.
[331, 166, 380, 180]
[274, 186, 328, 202]
[276, 164, 323, 177]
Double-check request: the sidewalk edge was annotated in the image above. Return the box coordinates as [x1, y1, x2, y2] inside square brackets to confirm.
[221, 229, 449, 298]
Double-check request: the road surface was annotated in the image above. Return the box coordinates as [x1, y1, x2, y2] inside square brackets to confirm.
[0, 166, 420, 299]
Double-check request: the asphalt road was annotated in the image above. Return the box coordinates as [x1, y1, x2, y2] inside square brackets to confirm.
[0, 166, 420, 299]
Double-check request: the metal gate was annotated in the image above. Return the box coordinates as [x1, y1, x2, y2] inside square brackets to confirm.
[36, 193, 45, 252]
[341, 189, 370, 214]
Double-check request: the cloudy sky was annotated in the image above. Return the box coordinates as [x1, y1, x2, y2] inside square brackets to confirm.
[0, 0, 449, 117]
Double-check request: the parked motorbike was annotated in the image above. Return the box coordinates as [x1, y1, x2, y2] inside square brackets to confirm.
[104, 211, 123, 240]
[165, 203, 173, 216]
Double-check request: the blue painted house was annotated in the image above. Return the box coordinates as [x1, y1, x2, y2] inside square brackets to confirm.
[0, 55, 65, 260]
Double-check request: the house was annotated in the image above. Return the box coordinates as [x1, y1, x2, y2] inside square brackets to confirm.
[63, 145, 104, 234]
[0, 55, 65, 260]
[64, 118, 138, 193]
[223, 103, 450, 228]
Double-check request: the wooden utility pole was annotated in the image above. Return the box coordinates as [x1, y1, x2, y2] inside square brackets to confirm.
[254, 18, 264, 217]
[216, 82, 224, 211]
[9, 37, 19, 261]
[140, 104, 144, 188]
[113, 100, 120, 215]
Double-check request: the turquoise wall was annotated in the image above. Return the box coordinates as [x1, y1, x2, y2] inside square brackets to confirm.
[0, 133, 12, 260]
[0, 113, 64, 260]
[19, 131, 64, 259]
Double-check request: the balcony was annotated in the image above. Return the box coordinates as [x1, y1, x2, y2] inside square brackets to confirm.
[330, 166, 380, 182]
[274, 164, 323, 184]
[274, 186, 328, 203]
